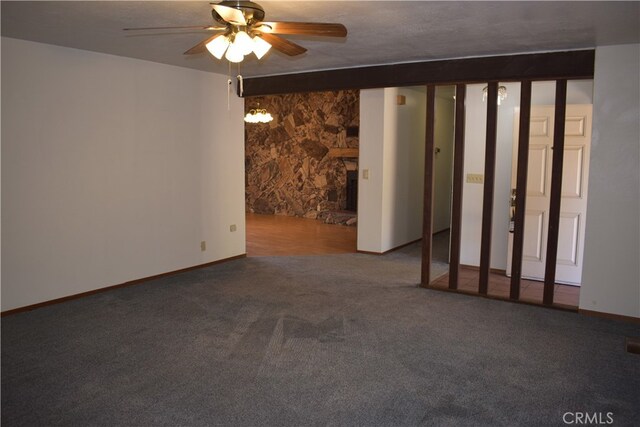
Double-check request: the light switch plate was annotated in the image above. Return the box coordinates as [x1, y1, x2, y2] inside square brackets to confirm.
[466, 173, 484, 184]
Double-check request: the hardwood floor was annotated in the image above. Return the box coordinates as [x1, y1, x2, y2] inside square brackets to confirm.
[246, 213, 357, 257]
[430, 266, 580, 308]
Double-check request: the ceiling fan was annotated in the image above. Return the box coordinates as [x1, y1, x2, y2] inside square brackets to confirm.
[124, 0, 347, 63]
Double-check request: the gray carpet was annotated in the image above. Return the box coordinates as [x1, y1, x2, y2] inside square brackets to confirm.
[2, 247, 639, 426]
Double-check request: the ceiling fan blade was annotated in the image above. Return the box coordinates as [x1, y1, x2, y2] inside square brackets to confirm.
[255, 22, 347, 37]
[212, 4, 246, 25]
[124, 25, 225, 31]
[184, 33, 226, 55]
[257, 33, 307, 56]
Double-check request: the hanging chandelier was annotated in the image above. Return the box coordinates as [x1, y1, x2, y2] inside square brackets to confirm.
[482, 85, 508, 105]
[244, 107, 273, 123]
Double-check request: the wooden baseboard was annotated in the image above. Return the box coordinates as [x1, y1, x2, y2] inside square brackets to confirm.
[1, 254, 247, 317]
[626, 337, 640, 354]
[357, 238, 422, 255]
[422, 285, 640, 323]
[579, 309, 640, 325]
[422, 284, 578, 313]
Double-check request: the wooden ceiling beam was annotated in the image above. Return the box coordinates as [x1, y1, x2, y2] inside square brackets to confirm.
[240, 50, 595, 97]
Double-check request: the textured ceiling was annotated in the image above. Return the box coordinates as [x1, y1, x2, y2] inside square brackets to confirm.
[2, 1, 639, 78]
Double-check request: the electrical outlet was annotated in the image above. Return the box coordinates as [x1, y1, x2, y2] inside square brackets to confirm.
[200, 241, 206, 251]
[466, 173, 484, 184]
[230, 224, 237, 232]
[363, 169, 369, 180]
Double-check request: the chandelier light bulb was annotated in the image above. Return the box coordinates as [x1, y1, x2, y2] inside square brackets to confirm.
[225, 41, 244, 63]
[497, 86, 507, 105]
[252, 35, 272, 59]
[206, 35, 229, 59]
[233, 31, 254, 56]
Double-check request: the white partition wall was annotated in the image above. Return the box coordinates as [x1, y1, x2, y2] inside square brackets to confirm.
[358, 87, 426, 253]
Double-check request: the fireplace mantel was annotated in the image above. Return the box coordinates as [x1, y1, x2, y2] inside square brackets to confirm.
[328, 148, 359, 158]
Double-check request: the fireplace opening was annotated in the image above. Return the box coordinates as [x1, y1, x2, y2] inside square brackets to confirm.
[346, 170, 358, 212]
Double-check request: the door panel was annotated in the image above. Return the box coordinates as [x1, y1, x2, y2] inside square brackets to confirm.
[527, 145, 548, 197]
[523, 210, 545, 262]
[565, 116, 586, 136]
[507, 104, 592, 285]
[557, 212, 580, 265]
[530, 116, 549, 136]
[561, 146, 585, 198]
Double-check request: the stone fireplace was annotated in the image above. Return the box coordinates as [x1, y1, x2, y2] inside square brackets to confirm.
[245, 90, 359, 225]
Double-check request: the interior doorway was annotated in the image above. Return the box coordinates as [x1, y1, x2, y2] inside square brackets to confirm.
[243, 90, 359, 256]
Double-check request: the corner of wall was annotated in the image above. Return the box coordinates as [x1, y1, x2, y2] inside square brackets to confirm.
[580, 43, 640, 318]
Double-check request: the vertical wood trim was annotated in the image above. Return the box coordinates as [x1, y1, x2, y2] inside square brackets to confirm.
[479, 82, 499, 294]
[421, 85, 437, 286]
[449, 84, 466, 289]
[543, 79, 568, 305]
[510, 80, 532, 300]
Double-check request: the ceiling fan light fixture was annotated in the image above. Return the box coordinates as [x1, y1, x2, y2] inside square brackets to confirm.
[233, 30, 255, 56]
[252, 35, 272, 59]
[225, 41, 244, 63]
[129, 1, 347, 66]
[206, 35, 230, 59]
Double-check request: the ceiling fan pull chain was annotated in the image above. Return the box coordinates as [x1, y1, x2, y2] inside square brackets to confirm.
[236, 62, 243, 97]
[237, 74, 244, 97]
[227, 61, 232, 111]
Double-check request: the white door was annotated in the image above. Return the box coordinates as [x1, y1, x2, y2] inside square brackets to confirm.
[507, 105, 592, 285]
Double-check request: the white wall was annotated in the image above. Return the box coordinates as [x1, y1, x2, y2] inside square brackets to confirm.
[460, 81, 594, 270]
[433, 93, 455, 233]
[531, 80, 594, 105]
[358, 87, 425, 252]
[460, 83, 516, 269]
[381, 87, 427, 251]
[460, 84, 490, 266]
[580, 43, 640, 318]
[1, 38, 246, 311]
[357, 89, 386, 251]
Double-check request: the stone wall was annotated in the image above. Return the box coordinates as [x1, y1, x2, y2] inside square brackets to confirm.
[245, 90, 359, 219]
